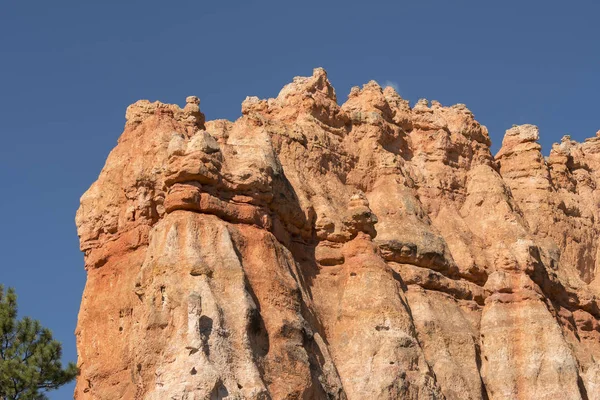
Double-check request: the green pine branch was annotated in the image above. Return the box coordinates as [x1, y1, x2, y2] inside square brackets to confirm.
[0, 286, 78, 400]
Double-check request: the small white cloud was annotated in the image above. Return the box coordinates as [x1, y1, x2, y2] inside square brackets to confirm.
[383, 80, 400, 93]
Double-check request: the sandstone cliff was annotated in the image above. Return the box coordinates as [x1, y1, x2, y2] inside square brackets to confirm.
[75, 68, 600, 400]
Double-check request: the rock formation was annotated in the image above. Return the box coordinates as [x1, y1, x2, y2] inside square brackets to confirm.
[75, 68, 600, 399]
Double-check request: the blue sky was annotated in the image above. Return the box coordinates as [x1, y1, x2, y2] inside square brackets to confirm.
[1, 1, 598, 398]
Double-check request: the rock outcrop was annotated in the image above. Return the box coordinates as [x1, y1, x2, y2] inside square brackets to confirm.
[75, 68, 600, 400]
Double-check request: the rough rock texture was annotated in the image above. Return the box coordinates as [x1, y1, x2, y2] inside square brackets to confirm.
[75, 69, 600, 400]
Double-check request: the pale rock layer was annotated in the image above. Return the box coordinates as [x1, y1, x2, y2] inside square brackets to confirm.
[75, 69, 600, 399]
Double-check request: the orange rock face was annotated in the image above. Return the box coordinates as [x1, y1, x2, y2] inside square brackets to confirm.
[75, 69, 600, 399]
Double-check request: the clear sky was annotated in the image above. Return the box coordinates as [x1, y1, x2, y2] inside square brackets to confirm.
[1, 1, 598, 398]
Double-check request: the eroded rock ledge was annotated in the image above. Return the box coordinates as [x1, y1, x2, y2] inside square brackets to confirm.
[75, 68, 600, 400]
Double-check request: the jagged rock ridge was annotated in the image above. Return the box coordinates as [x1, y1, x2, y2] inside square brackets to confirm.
[75, 68, 600, 399]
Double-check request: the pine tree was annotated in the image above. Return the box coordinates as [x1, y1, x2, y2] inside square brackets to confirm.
[0, 286, 77, 400]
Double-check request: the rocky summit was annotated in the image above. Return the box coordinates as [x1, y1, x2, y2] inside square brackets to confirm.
[75, 68, 600, 400]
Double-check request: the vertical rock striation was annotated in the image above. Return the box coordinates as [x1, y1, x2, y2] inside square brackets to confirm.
[75, 69, 600, 399]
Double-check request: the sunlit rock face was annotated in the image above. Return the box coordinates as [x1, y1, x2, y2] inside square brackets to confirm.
[75, 69, 600, 400]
